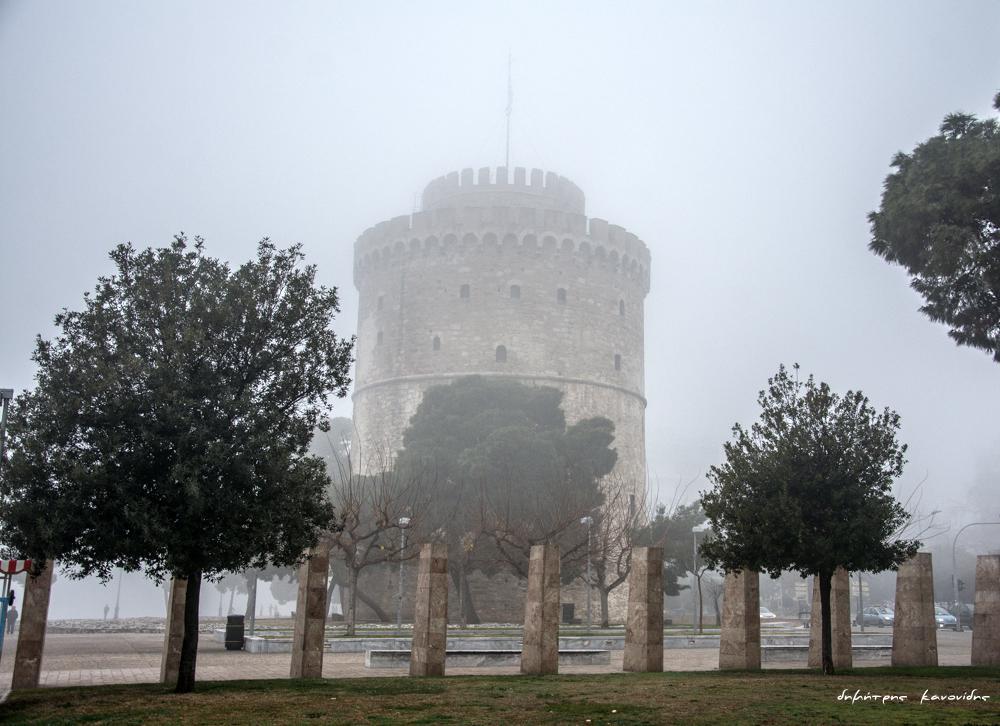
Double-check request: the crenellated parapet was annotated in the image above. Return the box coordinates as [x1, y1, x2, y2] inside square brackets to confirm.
[422, 167, 585, 214]
[353, 207, 651, 294]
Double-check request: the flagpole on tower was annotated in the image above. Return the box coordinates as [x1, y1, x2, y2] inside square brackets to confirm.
[505, 51, 512, 170]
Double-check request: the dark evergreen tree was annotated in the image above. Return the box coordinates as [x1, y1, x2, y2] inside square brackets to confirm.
[0, 236, 352, 692]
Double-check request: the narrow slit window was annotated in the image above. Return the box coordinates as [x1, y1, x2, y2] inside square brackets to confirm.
[432, 336, 441, 351]
[460, 284, 470, 300]
[619, 299, 625, 316]
[557, 288, 567, 304]
[614, 353, 621, 371]
[510, 284, 521, 299]
[496, 345, 507, 363]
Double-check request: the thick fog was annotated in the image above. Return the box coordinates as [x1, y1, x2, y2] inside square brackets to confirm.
[1, 1, 999, 618]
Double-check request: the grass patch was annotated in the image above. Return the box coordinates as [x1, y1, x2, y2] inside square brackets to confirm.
[1, 668, 998, 724]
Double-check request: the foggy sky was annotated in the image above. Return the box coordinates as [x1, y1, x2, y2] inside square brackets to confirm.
[2, 1, 999, 617]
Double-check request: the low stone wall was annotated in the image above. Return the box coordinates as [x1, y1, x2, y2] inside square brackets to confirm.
[365, 649, 611, 669]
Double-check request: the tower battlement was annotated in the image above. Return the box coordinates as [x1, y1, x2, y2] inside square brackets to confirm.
[422, 167, 585, 214]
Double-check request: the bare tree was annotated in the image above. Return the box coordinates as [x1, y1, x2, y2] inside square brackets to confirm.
[579, 475, 647, 627]
[325, 441, 436, 636]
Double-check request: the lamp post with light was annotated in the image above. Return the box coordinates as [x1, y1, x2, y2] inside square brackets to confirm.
[396, 516, 411, 636]
[691, 521, 711, 633]
[952, 518, 1000, 632]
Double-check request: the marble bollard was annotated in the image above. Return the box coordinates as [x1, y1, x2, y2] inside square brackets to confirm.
[290, 543, 331, 678]
[892, 552, 937, 666]
[719, 569, 760, 670]
[410, 543, 449, 676]
[12, 560, 55, 690]
[159, 577, 187, 685]
[623, 546, 664, 672]
[808, 568, 852, 669]
[972, 554, 1000, 666]
[522, 544, 560, 675]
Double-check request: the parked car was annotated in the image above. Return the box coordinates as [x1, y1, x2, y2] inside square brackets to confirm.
[856, 606, 894, 627]
[934, 606, 958, 630]
[759, 606, 777, 620]
[947, 604, 974, 630]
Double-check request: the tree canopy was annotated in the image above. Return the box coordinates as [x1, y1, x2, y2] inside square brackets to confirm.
[395, 376, 617, 621]
[869, 91, 1000, 362]
[0, 236, 352, 691]
[699, 364, 919, 674]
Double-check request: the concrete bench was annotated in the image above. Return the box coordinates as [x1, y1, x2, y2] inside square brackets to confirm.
[364, 649, 611, 668]
[761, 644, 892, 662]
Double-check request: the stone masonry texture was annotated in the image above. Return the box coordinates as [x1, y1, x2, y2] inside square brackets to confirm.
[159, 577, 186, 685]
[808, 568, 852, 669]
[350, 167, 650, 496]
[12, 560, 55, 690]
[623, 546, 663, 672]
[410, 543, 449, 676]
[719, 569, 760, 670]
[892, 552, 938, 667]
[522, 544, 560, 675]
[290, 544, 331, 678]
[971, 554, 1000, 666]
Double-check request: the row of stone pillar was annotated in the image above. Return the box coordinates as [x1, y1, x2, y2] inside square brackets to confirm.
[719, 553, 1000, 670]
[7, 549, 999, 690]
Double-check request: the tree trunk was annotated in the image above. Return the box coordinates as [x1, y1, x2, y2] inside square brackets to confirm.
[458, 560, 467, 627]
[357, 588, 390, 622]
[697, 574, 704, 634]
[819, 569, 834, 675]
[599, 588, 610, 628]
[449, 566, 480, 625]
[326, 571, 338, 618]
[175, 569, 202, 694]
[244, 572, 258, 634]
[227, 587, 234, 615]
[346, 567, 359, 637]
[711, 592, 721, 626]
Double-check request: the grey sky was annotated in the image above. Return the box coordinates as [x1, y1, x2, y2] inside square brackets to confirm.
[2, 1, 999, 615]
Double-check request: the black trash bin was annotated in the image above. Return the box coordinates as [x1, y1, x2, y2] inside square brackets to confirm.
[225, 615, 245, 651]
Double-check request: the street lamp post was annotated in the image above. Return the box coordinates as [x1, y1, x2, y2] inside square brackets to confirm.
[951, 518, 1000, 632]
[581, 516, 593, 629]
[396, 516, 411, 636]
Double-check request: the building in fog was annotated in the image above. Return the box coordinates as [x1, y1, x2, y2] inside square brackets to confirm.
[351, 166, 651, 494]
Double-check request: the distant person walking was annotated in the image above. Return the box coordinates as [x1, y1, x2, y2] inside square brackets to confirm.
[6, 605, 18, 635]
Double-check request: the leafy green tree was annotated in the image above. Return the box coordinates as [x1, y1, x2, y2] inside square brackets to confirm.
[396, 376, 616, 622]
[699, 364, 919, 674]
[869, 91, 1000, 362]
[637, 501, 708, 626]
[0, 237, 351, 692]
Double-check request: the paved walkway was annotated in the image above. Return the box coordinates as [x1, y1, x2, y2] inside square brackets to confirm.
[0, 629, 975, 693]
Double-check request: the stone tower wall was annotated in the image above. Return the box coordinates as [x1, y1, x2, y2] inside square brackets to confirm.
[351, 166, 651, 492]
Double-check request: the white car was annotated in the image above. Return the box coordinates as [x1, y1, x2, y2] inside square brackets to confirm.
[759, 606, 777, 620]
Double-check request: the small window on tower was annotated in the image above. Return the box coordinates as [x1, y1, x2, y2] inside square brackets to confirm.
[460, 284, 470, 300]
[510, 284, 521, 299]
[433, 336, 441, 351]
[557, 288, 567, 304]
[496, 345, 507, 363]
[614, 353, 621, 371]
[377, 331, 384, 345]
[619, 299, 625, 316]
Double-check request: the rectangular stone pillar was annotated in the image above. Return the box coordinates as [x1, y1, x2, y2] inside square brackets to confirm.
[972, 554, 1000, 666]
[410, 543, 448, 676]
[719, 569, 760, 670]
[12, 560, 55, 690]
[290, 543, 330, 678]
[892, 552, 937, 666]
[521, 543, 560, 675]
[159, 577, 187, 685]
[808, 568, 852, 668]
[623, 546, 663, 672]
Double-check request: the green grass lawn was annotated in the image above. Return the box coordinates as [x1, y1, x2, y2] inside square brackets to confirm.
[2, 667, 998, 725]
